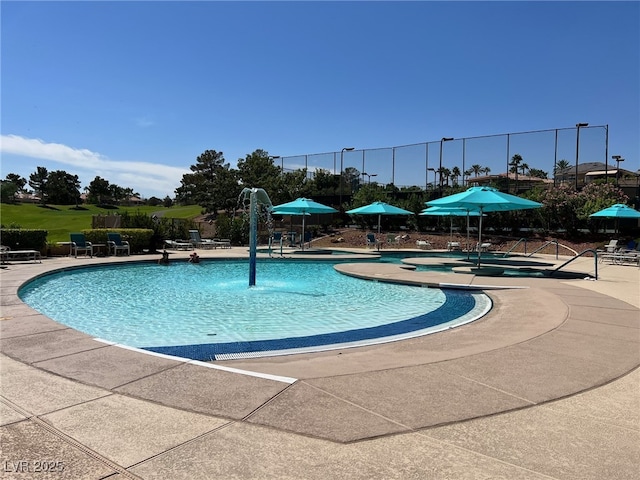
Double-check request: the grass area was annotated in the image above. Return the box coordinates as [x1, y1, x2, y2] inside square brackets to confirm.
[0, 203, 202, 243]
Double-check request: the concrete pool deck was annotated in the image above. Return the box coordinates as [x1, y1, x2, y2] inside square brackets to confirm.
[1, 248, 638, 479]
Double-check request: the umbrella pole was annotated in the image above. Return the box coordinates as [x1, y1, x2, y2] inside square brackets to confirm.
[378, 214, 381, 235]
[302, 215, 306, 251]
[466, 212, 470, 260]
[477, 209, 483, 267]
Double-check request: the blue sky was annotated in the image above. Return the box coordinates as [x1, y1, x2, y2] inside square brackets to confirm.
[2, 1, 638, 199]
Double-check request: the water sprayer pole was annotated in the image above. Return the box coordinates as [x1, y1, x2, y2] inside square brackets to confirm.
[249, 190, 258, 286]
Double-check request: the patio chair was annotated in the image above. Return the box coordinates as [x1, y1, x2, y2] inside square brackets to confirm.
[189, 229, 216, 249]
[366, 233, 381, 250]
[107, 232, 130, 256]
[303, 231, 312, 248]
[387, 234, 400, 245]
[269, 232, 283, 256]
[70, 233, 93, 258]
[416, 240, 431, 250]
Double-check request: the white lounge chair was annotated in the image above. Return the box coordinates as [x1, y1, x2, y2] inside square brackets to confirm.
[189, 229, 216, 249]
[476, 242, 492, 252]
[164, 239, 193, 251]
[447, 241, 461, 251]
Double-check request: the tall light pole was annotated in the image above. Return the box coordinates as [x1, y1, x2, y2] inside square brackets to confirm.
[339, 147, 354, 206]
[612, 155, 624, 186]
[439, 137, 453, 196]
[575, 123, 588, 190]
[362, 172, 377, 184]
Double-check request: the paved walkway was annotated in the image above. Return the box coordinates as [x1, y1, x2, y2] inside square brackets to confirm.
[1, 248, 638, 479]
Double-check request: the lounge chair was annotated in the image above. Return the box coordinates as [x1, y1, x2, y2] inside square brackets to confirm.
[476, 242, 491, 252]
[164, 239, 193, 251]
[366, 233, 381, 250]
[447, 241, 461, 251]
[189, 229, 216, 249]
[416, 240, 431, 250]
[213, 238, 231, 249]
[599, 239, 620, 263]
[387, 234, 400, 245]
[0, 245, 42, 263]
[107, 232, 130, 256]
[70, 233, 93, 258]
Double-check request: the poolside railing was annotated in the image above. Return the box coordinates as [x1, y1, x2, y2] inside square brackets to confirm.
[550, 249, 598, 280]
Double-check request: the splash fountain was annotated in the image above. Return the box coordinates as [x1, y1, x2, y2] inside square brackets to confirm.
[240, 187, 273, 286]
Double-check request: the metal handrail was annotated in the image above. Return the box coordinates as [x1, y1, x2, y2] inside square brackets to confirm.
[550, 249, 598, 280]
[503, 238, 527, 256]
[526, 239, 559, 259]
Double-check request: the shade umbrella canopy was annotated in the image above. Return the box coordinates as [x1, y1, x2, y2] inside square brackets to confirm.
[427, 186, 542, 266]
[589, 203, 640, 234]
[346, 201, 413, 234]
[589, 204, 640, 219]
[271, 198, 337, 250]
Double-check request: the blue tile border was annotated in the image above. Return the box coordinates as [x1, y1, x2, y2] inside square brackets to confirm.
[142, 289, 478, 361]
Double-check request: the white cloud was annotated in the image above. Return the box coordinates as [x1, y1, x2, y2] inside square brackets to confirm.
[0, 134, 189, 198]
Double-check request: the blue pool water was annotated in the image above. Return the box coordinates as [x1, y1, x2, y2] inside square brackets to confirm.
[19, 260, 490, 360]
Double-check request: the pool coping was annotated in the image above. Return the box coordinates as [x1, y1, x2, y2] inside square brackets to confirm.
[1, 248, 639, 445]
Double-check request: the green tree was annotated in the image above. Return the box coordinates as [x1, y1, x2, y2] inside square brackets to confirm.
[0, 180, 18, 203]
[1, 174, 27, 203]
[509, 154, 523, 192]
[312, 169, 340, 196]
[45, 170, 82, 205]
[470, 164, 483, 177]
[451, 166, 461, 186]
[528, 168, 548, 179]
[28, 166, 48, 204]
[278, 169, 312, 203]
[87, 176, 111, 204]
[236, 149, 281, 193]
[554, 159, 571, 184]
[175, 150, 240, 214]
[5, 173, 27, 191]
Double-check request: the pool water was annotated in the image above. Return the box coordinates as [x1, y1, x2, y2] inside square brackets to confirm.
[19, 260, 490, 360]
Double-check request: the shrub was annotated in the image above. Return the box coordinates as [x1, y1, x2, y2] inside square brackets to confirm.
[0, 229, 48, 252]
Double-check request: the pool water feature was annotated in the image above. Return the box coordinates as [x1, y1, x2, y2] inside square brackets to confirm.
[19, 260, 490, 360]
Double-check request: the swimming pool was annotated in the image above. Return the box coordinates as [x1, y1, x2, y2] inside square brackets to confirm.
[19, 260, 491, 360]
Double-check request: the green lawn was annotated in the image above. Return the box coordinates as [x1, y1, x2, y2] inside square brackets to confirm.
[0, 203, 202, 243]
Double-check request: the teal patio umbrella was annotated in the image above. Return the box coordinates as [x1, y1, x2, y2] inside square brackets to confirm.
[346, 201, 413, 234]
[589, 203, 640, 234]
[271, 198, 337, 250]
[428, 186, 542, 266]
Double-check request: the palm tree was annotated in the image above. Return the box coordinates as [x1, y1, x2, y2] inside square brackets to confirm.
[471, 164, 483, 177]
[451, 166, 461, 186]
[554, 159, 571, 185]
[509, 154, 523, 193]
